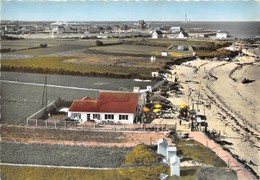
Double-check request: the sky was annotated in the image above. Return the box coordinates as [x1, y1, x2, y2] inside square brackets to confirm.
[1, 0, 260, 21]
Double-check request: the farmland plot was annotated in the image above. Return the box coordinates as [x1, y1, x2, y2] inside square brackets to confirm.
[89, 44, 165, 56]
[1, 142, 131, 168]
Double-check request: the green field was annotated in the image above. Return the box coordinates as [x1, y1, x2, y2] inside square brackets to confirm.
[1, 165, 170, 180]
[1, 37, 234, 78]
[1, 165, 204, 180]
[89, 44, 165, 56]
[1, 56, 159, 79]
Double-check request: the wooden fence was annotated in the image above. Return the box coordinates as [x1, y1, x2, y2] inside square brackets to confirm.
[26, 119, 176, 132]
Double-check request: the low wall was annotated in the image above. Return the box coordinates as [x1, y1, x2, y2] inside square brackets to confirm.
[26, 100, 56, 121]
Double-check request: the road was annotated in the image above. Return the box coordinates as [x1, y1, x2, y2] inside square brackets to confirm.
[1, 72, 154, 124]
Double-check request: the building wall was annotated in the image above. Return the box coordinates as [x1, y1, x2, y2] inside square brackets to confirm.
[216, 33, 227, 39]
[68, 111, 135, 124]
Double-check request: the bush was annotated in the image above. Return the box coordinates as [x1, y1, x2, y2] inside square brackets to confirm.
[40, 43, 47, 48]
[95, 40, 104, 46]
[124, 144, 158, 165]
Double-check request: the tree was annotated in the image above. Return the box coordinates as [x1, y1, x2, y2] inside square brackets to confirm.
[139, 20, 147, 29]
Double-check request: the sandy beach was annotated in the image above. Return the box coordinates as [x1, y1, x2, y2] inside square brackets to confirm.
[167, 49, 260, 177]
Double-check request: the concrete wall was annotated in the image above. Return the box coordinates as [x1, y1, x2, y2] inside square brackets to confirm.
[27, 100, 56, 120]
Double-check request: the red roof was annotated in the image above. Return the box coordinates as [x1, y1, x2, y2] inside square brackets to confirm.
[69, 92, 139, 114]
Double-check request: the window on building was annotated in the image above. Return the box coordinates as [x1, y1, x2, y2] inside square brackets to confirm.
[71, 113, 81, 120]
[119, 115, 128, 120]
[105, 114, 114, 120]
[87, 114, 91, 120]
[93, 114, 100, 120]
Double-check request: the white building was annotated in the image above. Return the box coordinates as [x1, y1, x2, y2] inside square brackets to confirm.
[157, 139, 180, 177]
[170, 155, 180, 176]
[152, 72, 159, 77]
[216, 31, 228, 39]
[68, 92, 140, 124]
[178, 30, 189, 39]
[152, 30, 163, 39]
[170, 27, 181, 33]
[157, 138, 168, 156]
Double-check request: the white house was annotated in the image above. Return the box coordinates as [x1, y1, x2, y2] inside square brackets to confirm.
[152, 30, 163, 39]
[68, 92, 140, 124]
[178, 30, 189, 39]
[216, 31, 228, 39]
[151, 72, 159, 77]
[161, 51, 168, 57]
[170, 27, 181, 33]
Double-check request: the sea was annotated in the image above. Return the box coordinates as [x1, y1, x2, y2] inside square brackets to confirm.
[149, 21, 260, 39]
[89, 21, 260, 39]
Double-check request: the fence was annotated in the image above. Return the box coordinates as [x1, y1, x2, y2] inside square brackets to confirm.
[26, 119, 176, 132]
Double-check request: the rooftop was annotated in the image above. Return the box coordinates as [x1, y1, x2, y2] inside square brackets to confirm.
[69, 92, 139, 114]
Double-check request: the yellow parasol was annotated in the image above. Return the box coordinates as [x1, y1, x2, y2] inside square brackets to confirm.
[154, 104, 162, 109]
[143, 107, 150, 112]
[153, 108, 161, 113]
[179, 104, 188, 109]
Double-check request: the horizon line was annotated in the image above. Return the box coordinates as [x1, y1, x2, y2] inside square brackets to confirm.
[2, 19, 260, 22]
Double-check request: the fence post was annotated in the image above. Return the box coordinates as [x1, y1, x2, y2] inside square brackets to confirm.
[45, 120, 48, 128]
[36, 119, 38, 127]
[65, 121, 67, 129]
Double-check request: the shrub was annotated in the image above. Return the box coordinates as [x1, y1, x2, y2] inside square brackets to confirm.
[40, 43, 47, 48]
[124, 144, 158, 165]
[95, 40, 104, 46]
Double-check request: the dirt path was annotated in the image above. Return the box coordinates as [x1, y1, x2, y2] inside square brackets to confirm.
[189, 132, 256, 180]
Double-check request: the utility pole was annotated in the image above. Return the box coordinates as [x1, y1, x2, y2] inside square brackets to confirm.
[41, 76, 47, 109]
[197, 82, 200, 111]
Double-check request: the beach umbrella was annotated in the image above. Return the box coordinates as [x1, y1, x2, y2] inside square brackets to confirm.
[154, 104, 162, 109]
[153, 108, 161, 113]
[179, 104, 188, 109]
[143, 107, 150, 112]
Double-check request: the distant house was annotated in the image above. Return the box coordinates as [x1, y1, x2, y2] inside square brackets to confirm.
[152, 30, 163, 39]
[68, 92, 140, 124]
[170, 27, 181, 33]
[178, 29, 189, 39]
[216, 31, 228, 39]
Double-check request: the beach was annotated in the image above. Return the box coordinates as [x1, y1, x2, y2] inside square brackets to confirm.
[167, 49, 260, 176]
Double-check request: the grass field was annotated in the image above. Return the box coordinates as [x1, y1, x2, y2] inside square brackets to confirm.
[1, 56, 159, 78]
[177, 139, 227, 167]
[1, 165, 170, 180]
[6, 44, 86, 56]
[0, 165, 203, 180]
[89, 44, 165, 56]
[125, 38, 232, 50]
